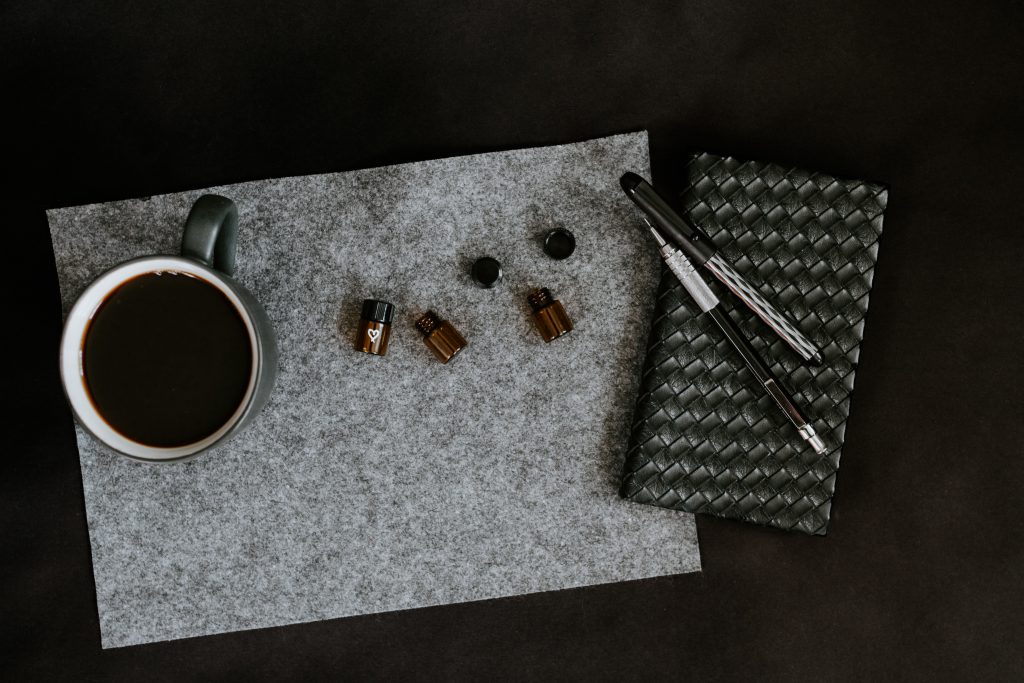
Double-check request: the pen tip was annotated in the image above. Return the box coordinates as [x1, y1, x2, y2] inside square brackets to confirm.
[807, 352, 824, 366]
[646, 223, 668, 246]
[620, 172, 644, 194]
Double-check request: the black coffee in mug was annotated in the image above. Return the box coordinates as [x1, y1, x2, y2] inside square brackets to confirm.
[82, 271, 253, 448]
[61, 194, 277, 462]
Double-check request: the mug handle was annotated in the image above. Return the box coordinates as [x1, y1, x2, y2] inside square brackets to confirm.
[181, 194, 239, 275]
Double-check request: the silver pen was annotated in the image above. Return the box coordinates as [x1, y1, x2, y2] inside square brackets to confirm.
[641, 217, 827, 455]
[620, 172, 822, 365]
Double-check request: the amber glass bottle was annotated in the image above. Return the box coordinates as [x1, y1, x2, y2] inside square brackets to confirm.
[355, 299, 394, 356]
[528, 287, 573, 342]
[415, 311, 467, 363]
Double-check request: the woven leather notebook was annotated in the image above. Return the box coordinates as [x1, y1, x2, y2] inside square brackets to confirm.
[620, 152, 887, 535]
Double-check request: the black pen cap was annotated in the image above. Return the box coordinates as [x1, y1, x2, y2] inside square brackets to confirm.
[620, 172, 644, 193]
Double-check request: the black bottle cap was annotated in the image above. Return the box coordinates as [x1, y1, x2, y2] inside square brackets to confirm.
[361, 299, 395, 324]
[471, 256, 503, 288]
[544, 227, 576, 260]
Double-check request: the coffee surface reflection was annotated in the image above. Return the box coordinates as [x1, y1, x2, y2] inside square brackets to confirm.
[82, 271, 253, 448]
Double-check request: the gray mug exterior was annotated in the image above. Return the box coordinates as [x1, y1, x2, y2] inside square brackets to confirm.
[59, 194, 278, 463]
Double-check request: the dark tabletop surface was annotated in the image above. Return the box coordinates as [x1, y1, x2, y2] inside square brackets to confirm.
[4, 2, 1022, 680]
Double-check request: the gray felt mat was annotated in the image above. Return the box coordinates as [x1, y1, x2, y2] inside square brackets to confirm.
[48, 132, 701, 648]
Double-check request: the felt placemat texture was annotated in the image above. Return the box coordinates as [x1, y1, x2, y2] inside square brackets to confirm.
[47, 132, 701, 648]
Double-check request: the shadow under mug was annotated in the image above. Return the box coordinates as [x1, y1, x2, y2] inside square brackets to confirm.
[59, 195, 278, 463]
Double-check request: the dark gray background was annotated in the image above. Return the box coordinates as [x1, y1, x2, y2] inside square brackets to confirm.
[4, 1, 1022, 680]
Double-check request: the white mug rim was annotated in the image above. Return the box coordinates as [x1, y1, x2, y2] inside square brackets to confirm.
[59, 256, 260, 462]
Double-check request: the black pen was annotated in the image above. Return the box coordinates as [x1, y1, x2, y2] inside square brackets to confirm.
[641, 218, 827, 455]
[620, 172, 823, 365]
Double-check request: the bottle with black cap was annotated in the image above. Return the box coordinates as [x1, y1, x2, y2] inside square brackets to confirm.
[355, 299, 394, 356]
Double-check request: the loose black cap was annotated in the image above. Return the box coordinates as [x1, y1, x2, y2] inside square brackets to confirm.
[544, 227, 576, 260]
[471, 256, 503, 288]
[361, 299, 395, 324]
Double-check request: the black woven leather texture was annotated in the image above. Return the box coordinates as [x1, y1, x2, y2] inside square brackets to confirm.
[619, 152, 887, 535]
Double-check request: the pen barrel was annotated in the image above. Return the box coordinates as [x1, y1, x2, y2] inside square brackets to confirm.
[662, 246, 719, 312]
[708, 307, 826, 453]
[707, 307, 775, 387]
[708, 307, 810, 430]
[704, 253, 822, 365]
[626, 177, 717, 265]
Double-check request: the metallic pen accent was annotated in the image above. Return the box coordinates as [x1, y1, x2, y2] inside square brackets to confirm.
[620, 172, 823, 365]
[644, 220, 827, 455]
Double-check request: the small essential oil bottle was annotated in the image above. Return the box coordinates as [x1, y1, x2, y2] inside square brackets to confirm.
[528, 287, 573, 342]
[355, 299, 394, 356]
[415, 310, 467, 364]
